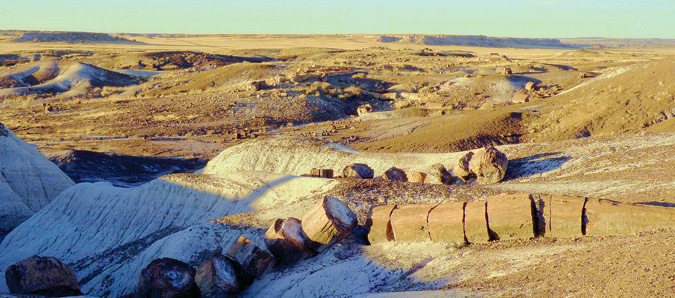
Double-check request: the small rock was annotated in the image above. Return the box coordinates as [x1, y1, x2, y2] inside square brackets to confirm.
[342, 163, 374, 179]
[5, 256, 82, 296]
[383, 167, 407, 182]
[133, 258, 200, 298]
[408, 171, 427, 183]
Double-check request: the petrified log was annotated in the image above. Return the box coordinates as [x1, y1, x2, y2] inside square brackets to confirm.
[388, 204, 435, 242]
[195, 252, 250, 298]
[426, 163, 454, 185]
[486, 193, 536, 240]
[342, 163, 374, 179]
[133, 258, 200, 298]
[427, 202, 466, 245]
[310, 168, 334, 178]
[468, 146, 508, 185]
[464, 201, 490, 243]
[302, 196, 358, 252]
[227, 236, 275, 279]
[383, 167, 407, 182]
[5, 256, 82, 296]
[367, 205, 396, 244]
[264, 217, 315, 264]
[583, 199, 675, 237]
[453, 152, 474, 181]
[407, 171, 427, 183]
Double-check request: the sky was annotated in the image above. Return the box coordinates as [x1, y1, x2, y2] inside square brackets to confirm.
[0, 0, 673, 38]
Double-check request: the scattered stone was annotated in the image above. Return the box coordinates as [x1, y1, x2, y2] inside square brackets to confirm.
[357, 103, 373, 116]
[264, 217, 315, 264]
[227, 236, 275, 279]
[5, 256, 82, 296]
[383, 167, 407, 182]
[195, 252, 251, 298]
[301, 196, 358, 252]
[512, 92, 530, 103]
[342, 163, 374, 179]
[525, 81, 538, 91]
[132, 258, 200, 298]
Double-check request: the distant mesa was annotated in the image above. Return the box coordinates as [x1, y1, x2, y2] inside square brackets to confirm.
[378, 34, 578, 49]
[13, 31, 144, 44]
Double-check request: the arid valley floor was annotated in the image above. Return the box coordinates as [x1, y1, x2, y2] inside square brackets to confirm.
[3, 31, 675, 297]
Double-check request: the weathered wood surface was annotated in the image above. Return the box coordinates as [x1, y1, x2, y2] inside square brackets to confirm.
[301, 196, 358, 252]
[486, 193, 536, 240]
[468, 146, 508, 185]
[407, 171, 427, 183]
[227, 236, 275, 279]
[264, 217, 315, 264]
[536, 194, 585, 238]
[584, 199, 675, 236]
[427, 202, 465, 245]
[383, 167, 407, 182]
[342, 163, 374, 179]
[367, 205, 396, 244]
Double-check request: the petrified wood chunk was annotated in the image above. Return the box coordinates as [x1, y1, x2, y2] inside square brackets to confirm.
[264, 217, 315, 264]
[427, 202, 466, 246]
[468, 146, 508, 185]
[383, 167, 407, 182]
[343, 163, 374, 179]
[5, 255, 82, 296]
[301, 196, 358, 252]
[486, 193, 536, 240]
[367, 205, 396, 244]
[227, 236, 275, 279]
[133, 258, 200, 298]
[195, 252, 250, 298]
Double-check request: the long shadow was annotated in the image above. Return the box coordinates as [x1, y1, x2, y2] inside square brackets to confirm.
[505, 152, 571, 180]
[49, 150, 207, 187]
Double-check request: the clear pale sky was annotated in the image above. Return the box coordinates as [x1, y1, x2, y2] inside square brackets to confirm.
[1, 0, 673, 38]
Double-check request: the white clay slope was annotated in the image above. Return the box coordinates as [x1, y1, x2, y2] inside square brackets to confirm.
[203, 136, 467, 177]
[0, 123, 74, 237]
[0, 171, 337, 295]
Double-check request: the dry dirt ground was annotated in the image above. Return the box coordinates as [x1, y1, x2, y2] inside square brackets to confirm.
[3, 32, 675, 296]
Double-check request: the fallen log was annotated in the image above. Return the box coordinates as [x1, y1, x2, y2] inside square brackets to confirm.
[264, 217, 315, 264]
[427, 202, 466, 245]
[367, 205, 396, 244]
[5, 256, 82, 296]
[227, 236, 275, 279]
[535, 194, 585, 238]
[389, 204, 435, 242]
[301, 196, 358, 252]
[486, 193, 536, 240]
[463, 201, 490, 243]
[195, 252, 251, 298]
[133, 258, 200, 298]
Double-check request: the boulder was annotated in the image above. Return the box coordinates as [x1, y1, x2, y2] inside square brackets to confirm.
[512, 92, 530, 103]
[468, 146, 508, 185]
[5, 256, 82, 296]
[357, 104, 373, 116]
[426, 163, 454, 185]
[133, 258, 200, 298]
[195, 252, 251, 298]
[383, 167, 407, 182]
[525, 81, 538, 91]
[453, 152, 474, 181]
[342, 163, 374, 179]
[407, 171, 427, 183]
[301, 196, 358, 252]
[264, 217, 315, 264]
[227, 236, 275, 279]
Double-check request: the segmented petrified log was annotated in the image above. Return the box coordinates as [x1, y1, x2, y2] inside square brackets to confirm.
[367, 205, 396, 244]
[342, 163, 374, 179]
[264, 217, 315, 264]
[133, 258, 200, 298]
[463, 201, 490, 243]
[453, 152, 474, 181]
[427, 202, 465, 245]
[468, 146, 508, 185]
[227, 236, 275, 279]
[534, 194, 585, 238]
[407, 171, 427, 183]
[383, 167, 407, 182]
[583, 198, 675, 237]
[301, 196, 358, 252]
[195, 252, 251, 298]
[5, 256, 82, 296]
[310, 168, 334, 178]
[426, 163, 454, 185]
[388, 204, 434, 242]
[486, 193, 536, 240]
